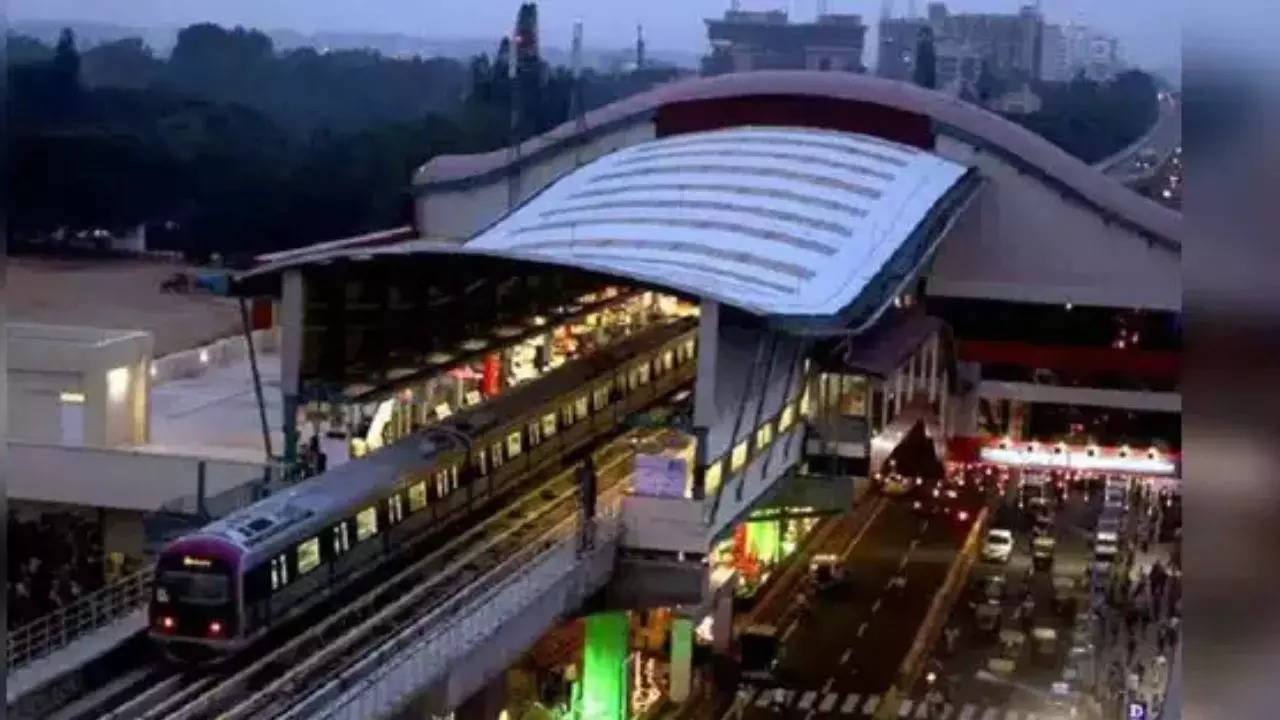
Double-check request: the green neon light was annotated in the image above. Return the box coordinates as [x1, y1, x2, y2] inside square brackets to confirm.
[747, 519, 782, 564]
[582, 612, 629, 720]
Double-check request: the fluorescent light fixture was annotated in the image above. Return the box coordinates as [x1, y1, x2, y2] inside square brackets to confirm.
[106, 367, 130, 402]
[59, 391, 86, 404]
[979, 446, 1177, 475]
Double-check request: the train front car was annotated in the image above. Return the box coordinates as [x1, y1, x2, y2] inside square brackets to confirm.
[149, 534, 245, 662]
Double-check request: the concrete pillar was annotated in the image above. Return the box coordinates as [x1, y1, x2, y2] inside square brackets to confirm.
[693, 300, 720, 431]
[939, 371, 949, 438]
[280, 269, 306, 468]
[711, 591, 734, 655]
[927, 334, 939, 404]
[893, 366, 904, 416]
[906, 352, 917, 402]
[669, 618, 694, 703]
[879, 385, 889, 434]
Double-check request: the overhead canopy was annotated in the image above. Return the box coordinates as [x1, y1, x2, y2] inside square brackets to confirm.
[411, 125, 979, 331]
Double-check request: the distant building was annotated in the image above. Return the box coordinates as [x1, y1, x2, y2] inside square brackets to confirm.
[876, 17, 927, 81]
[990, 84, 1043, 115]
[934, 36, 983, 96]
[1040, 23, 1069, 81]
[1063, 23, 1123, 82]
[878, 2, 1043, 95]
[703, 9, 867, 75]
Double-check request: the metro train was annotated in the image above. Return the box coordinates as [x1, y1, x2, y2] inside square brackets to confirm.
[149, 318, 698, 660]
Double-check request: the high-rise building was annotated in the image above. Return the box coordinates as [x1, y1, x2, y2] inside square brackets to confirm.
[703, 9, 867, 75]
[1040, 23, 1068, 81]
[877, 16, 927, 81]
[879, 2, 1044, 93]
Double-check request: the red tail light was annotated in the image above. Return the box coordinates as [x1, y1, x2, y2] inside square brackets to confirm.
[160, 616, 175, 630]
[209, 621, 223, 636]
[957, 510, 970, 521]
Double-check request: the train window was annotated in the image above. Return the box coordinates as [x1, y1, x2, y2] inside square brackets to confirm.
[297, 538, 321, 575]
[756, 422, 774, 450]
[801, 387, 813, 418]
[333, 522, 351, 555]
[593, 385, 609, 411]
[542, 413, 557, 438]
[730, 440, 749, 473]
[408, 482, 428, 512]
[474, 448, 488, 476]
[652, 356, 664, 377]
[271, 555, 290, 590]
[389, 493, 405, 524]
[450, 465, 459, 491]
[434, 472, 449, 498]
[704, 461, 723, 496]
[506, 431, 522, 458]
[779, 403, 795, 432]
[561, 404, 575, 427]
[491, 441, 504, 468]
[356, 507, 378, 542]
[575, 395, 589, 421]
[639, 363, 650, 385]
[684, 340, 696, 361]
[527, 421, 542, 447]
[615, 372, 628, 397]
[663, 349, 675, 371]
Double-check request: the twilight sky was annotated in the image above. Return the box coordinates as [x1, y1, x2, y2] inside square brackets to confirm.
[11, 0, 1181, 70]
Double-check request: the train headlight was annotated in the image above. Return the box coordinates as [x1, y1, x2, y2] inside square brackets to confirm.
[957, 510, 970, 522]
[209, 621, 223, 636]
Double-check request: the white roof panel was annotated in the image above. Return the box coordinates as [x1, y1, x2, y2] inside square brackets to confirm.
[463, 126, 970, 318]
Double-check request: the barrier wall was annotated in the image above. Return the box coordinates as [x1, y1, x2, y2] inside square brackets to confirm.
[150, 327, 279, 384]
[7, 441, 270, 511]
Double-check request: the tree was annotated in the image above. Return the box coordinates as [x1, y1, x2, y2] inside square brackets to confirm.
[976, 60, 1001, 103]
[913, 27, 937, 90]
[53, 28, 80, 83]
[81, 38, 163, 89]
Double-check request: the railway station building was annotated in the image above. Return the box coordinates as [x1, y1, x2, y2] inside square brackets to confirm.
[231, 70, 1180, 718]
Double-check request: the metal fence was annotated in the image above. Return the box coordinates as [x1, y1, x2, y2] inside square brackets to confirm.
[299, 509, 623, 720]
[7, 566, 153, 670]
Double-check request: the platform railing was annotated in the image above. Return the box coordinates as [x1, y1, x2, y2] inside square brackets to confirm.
[299, 505, 623, 720]
[6, 566, 154, 671]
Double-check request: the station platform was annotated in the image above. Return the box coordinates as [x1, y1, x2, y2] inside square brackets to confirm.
[7, 609, 146, 707]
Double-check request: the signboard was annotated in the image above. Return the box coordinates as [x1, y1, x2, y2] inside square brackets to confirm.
[1128, 701, 1148, 719]
[633, 454, 689, 498]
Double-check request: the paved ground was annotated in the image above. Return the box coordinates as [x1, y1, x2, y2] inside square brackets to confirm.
[8, 256, 240, 355]
[906, 479, 1181, 720]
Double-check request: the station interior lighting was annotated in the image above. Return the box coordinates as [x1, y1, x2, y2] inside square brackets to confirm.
[199, 348, 210, 364]
[107, 366, 131, 402]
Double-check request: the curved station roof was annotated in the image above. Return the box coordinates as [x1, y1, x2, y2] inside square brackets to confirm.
[428, 125, 977, 325]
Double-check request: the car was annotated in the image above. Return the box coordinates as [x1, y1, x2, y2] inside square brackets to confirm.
[881, 474, 912, 496]
[1032, 510, 1055, 537]
[1032, 536, 1056, 570]
[982, 529, 1015, 563]
[808, 553, 846, 593]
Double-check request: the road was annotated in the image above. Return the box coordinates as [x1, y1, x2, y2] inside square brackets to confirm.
[905, 483, 1101, 719]
[726, 486, 986, 719]
[1100, 92, 1182, 184]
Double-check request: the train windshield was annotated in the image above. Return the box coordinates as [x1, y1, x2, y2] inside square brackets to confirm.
[158, 571, 230, 606]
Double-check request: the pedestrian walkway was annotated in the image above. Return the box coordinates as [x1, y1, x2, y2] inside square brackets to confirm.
[1092, 480, 1181, 719]
[730, 684, 1064, 719]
